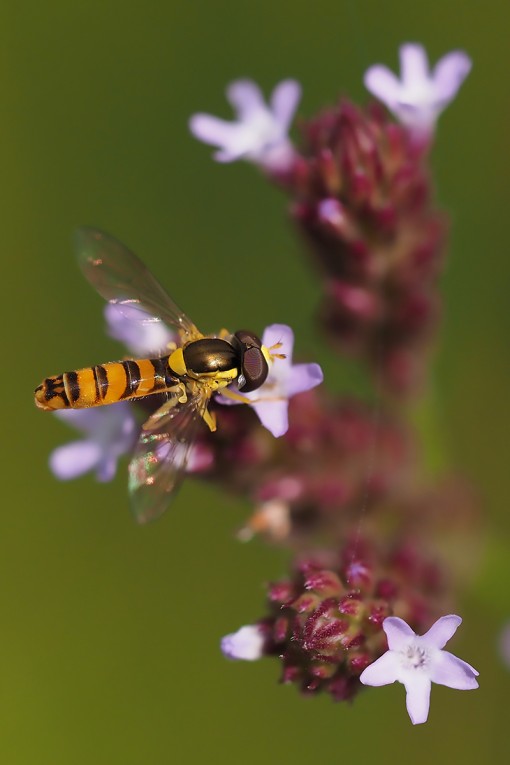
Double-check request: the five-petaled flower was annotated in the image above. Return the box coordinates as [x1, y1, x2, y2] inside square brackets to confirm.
[217, 323, 324, 438]
[50, 403, 138, 482]
[360, 615, 479, 725]
[189, 79, 301, 171]
[221, 624, 265, 661]
[364, 43, 472, 136]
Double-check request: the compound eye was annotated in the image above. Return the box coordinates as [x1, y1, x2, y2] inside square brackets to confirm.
[240, 346, 268, 392]
[234, 330, 263, 349]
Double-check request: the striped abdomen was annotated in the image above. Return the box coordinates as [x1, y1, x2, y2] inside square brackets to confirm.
[35, 357, 175, 411]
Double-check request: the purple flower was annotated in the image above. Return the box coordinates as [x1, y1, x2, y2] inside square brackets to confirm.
[364, 43, 472, 136]
[360, 615, 479, 725]
[221, 625, 265, 661]
[50, 403, 138, 482]
[104, 304, 176, 357]
[189, 79, 301, 171]
[217, 324, 324, 438]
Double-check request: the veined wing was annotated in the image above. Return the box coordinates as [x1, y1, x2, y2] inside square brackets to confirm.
[128, 387, 210, 524]
[74, 227, 202, 344]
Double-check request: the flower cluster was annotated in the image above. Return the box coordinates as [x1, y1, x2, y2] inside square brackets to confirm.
[44, 42, 479, 725]
[190, 45, 471, 394]
[239, 538, 447, 698]
[222, 539, 477, 723]
[187, 42, 478, 721]
[288, 100, 446, 393]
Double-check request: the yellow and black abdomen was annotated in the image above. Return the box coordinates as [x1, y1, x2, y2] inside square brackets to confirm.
[35, 356, 173, 411]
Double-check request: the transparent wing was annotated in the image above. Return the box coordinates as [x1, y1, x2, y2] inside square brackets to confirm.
[74, 227, 202, 343]
[128, 387, 209, 524]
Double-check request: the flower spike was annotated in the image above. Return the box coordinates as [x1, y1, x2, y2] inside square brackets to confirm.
[189, 78, 301, 171]
[360, 615, 479, 724]
[364, 43, 472, 136]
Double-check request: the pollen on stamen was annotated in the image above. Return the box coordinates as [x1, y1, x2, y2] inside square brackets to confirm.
[402, 644, 429, 670]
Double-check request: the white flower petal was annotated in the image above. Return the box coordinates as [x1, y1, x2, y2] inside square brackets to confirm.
[364, 65, 402, 106]
[189, 114, 245, 153]
[429, 650, 479, 690]
[360, 650, 400, 686]
[226, 79, 266, 119]
[54, 406, 109, 434]
[50, 440, 102, 480]
[383, 616, 416, 650]
[404, 674, 431, 725]
[421, 614, 462, 649]
[286, 362, 323, 397]
[400, 43, 430, 90]
[55, 401, 136, 440]
[105, 304, 176, 357]
[96, 456, 117, 482]
[270, 79, 302, 131]
[252, 399, 289, 438]
[214, 145, 249, 163]
[51, 403, 137, 484]
[432, 51, 472, 103]
[262, 323, 295, 357]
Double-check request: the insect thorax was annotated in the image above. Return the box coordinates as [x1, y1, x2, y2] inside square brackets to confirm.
[169, 332, 269, 393]
[169, 338, 238, 380]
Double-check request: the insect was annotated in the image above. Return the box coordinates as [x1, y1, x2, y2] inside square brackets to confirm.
[35, 227, 284, 523]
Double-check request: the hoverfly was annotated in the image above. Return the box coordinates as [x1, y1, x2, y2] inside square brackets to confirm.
[35, 227, 284, 523]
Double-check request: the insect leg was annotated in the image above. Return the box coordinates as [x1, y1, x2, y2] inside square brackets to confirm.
[218, 388, 252, 405]
[202, 407, 217, 432]
[176, 382, 188, 403]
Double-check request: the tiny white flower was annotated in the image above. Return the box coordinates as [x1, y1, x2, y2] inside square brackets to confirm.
[364, 43, 472, 136]
[360, 614, 479, 725]
[189, 78, 301, 171]
[221, 625, 265, 661]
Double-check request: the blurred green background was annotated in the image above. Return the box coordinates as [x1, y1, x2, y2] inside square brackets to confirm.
[1, 1, 509, 762]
